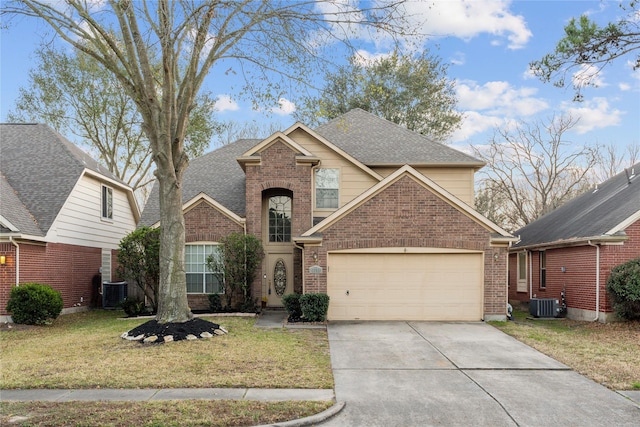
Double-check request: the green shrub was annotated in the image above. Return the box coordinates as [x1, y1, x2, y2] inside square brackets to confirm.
[606, 257, 640, 320]
[282, 293, 302, 319]
[119, 297, 145, 317]
[208, 294, 223, 313]
[300, 293, 330, 322]
[6, 283, 63, 325]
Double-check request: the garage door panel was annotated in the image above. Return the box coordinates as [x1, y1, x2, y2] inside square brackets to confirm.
[327, 253, 483, 321]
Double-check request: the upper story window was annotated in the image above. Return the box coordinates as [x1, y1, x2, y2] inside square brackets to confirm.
[315, 168, 339, 209]
[101, 185, 113, 220]
[269, 195, 292, 242]
[185, 244, 224, 294]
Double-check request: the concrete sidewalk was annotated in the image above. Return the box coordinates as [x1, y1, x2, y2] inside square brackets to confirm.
[0, 387, 334, 402]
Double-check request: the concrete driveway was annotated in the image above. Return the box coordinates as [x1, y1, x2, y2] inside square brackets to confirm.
[320, 322, 639, 426]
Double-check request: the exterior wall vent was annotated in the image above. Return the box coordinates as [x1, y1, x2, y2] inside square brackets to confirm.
[529, 298, 562, 318]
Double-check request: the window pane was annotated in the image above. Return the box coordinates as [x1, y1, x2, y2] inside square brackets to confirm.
[518, 252, 526, 280]
[268, 196, 291, 242]
[102, 186, 113, 219]
[315, 169, 339, 209]
[185, 244, 221, 293]
[186, 273, 203, 293]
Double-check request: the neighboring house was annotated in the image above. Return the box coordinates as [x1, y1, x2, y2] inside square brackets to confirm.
[140, 109, 516, 321]
[0, 123, 140, 322]
[508, 164, 640, 322]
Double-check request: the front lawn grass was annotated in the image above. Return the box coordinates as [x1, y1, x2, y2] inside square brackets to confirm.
[0, 400, 333, 427]
[492, 308, 640, 390]
[0, 310, 333, 389]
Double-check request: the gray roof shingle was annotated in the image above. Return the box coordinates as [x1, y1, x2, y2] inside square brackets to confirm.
[0, 123, 122, 235]
[513, 163, 640, 248]
[314, 108, 483, 166]
[139, 139, 258, 226]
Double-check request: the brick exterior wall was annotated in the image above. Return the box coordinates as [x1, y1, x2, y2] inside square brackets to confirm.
[183, 200, 244, 310]
[304, 175, 509, 317]
[244, 141, 313, 300]
[507, 219, 640, 318]
[0, 241, 102, 317]
[0, 243, 17, 313]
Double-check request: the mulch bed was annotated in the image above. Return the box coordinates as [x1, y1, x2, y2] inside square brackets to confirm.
[124, 317, 222, 342]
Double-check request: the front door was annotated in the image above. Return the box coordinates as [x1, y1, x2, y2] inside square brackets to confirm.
[266, 252, 293, 307]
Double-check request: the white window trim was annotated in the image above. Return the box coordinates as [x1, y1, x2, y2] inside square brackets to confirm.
[101, 185, 113, 221]
[315, 168, 340, 210]
[517, 251, 527, 293]
[185, 243, 224, 294]
[540, 251, 547, 289]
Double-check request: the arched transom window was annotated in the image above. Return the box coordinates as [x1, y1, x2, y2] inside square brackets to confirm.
[268, 195, 292, 242]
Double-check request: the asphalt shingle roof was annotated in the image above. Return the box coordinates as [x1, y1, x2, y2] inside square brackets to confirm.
[314, 109, 483, 166]
[0, 123, 121, 235]
[513, 163, 640, 248]
[139, 139, 258, 226]
[139, 109, 484, 226]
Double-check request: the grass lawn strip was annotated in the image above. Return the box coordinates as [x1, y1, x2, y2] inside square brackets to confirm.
[0, 310, 333, 390]
[492, 309, 640, 390]
[0, 400, 334, 427]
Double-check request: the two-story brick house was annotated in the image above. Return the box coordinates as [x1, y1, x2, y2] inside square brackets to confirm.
[140, 109, 516, 321]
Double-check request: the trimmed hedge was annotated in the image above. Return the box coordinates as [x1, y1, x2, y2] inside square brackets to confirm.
[282, 293, 302, 319]
[300, 293, 330, 322]
[606, 257, 640, 320]
[6, 283, 63, 325]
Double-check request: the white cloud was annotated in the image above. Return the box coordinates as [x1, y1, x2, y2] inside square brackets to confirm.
[271, 98, 296, 116]
[450, 52, 465, 66]
[456, 80, 548, 116]
[352, 50, 392, 67]
[405, 0, 532, 49]
[560, 97, 623, 133]
[450, 111, 504, 143]
[214, 95, 239, 112]
[314, 0, 531, 50]
[572, 64, 607, 88]
[522, 67, 536, 80]
[619, 82, 631, 91]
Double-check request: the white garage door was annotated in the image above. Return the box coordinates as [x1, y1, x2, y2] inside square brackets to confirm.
[327, 252, 483, 321]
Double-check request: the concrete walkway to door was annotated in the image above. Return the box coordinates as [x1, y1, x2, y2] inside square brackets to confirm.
[320, 321, 640, 427]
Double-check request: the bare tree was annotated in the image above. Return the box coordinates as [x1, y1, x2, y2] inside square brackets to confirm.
[472, 114, 599, 231]
[2, 0, 417, 324]
[213, 120, 284, 147]
[592, 141, 640, 183]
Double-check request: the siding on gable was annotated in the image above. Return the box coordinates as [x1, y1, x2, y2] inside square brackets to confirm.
[288, 129, 379, 218]
[372, 166, 476, 206]
[48, 174, 137, 249]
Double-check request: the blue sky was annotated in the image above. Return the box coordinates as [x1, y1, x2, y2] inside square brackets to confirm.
[1, 1, 638, 158]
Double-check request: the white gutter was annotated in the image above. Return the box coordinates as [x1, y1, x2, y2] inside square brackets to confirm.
[588, 241, 600, 322]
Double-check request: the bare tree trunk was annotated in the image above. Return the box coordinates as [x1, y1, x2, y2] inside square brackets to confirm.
[156, 172, 192, 323]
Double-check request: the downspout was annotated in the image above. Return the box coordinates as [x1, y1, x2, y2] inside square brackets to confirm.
[528, 250, 533, 299]
[588, 241, 600, 322]
[293, 242, 305, 294]
[9, 236, 19, 285]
